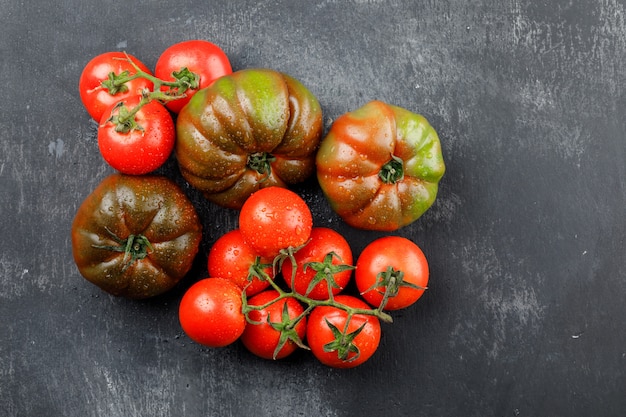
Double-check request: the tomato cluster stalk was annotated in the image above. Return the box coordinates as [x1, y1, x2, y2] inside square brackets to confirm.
[241, 245, 403, 362]
[101, 54, 199, 132]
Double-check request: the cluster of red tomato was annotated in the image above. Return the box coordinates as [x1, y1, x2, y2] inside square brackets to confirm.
[78, 40, 233, 175]
[74, 39, 442, 368]
[179, 186, 429, 368]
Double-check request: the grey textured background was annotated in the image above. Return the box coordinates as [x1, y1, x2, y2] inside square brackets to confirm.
[1, 0, 625, 416]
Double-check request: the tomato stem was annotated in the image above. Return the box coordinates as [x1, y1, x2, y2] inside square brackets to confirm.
[100, 53, 201, 133]
[379, 154, 405, 184]
[91, 227, 153, 272]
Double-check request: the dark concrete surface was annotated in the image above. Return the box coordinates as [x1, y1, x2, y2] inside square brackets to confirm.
[1, 0, 625, 416]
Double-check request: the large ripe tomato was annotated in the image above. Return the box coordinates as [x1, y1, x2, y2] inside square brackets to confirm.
[306, 295, 381, 368]
[97, 96, 175, 175]
[280, 227, 353, 300]
[239, 187, 313, 258]
[154, 40, 232, 113]
[240, 290, 307, 360]
[316, 100, 446, 231]
[207, 229, 272, 296]
[79, 51, 154, 121]
[355, 236, 429, 310]
[175, 68, 323, 208]
[179, 278, 246, 348]
[71, 174, 202, 299]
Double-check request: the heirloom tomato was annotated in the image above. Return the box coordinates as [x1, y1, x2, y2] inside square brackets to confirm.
[98, 96, 175, 175]
[79, 51, 154, 121]
[280, 227, 354, 300]
[155, 39, 232, 113]
[179, 278, 246, 348]
[241, 290, 307, 360]
[239, 187, 313, 258]
[355, 236, 428, 310]
[71, 174, 202, 299]
[316, 100, 445, 231]
[306, 295, 381, 368]
[207, 229, 272, 296]
[175, 68, 323, 209]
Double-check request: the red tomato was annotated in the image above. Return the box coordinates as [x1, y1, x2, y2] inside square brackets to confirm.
[240, 290, 307, 360]
[239, 187, 313, 258]
[79, 51, 154, 121]
[208, 229, 272, 296]
[355, 236, 429, 310]
[154, 40, 232, 113]
[306, 295, 381, 368]
[281, 227, 353, 300]
[97, 96, 175, 175]
[179, 278, 246, 348]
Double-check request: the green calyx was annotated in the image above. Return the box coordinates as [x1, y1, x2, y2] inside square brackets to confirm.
[363, 265, 427, 310]
[379, 154, 404, 184]
[92, 227, 153, 272]
[302, 252, 355, 299]
[247, 152, 276, 176]
[322, 317, 366, 362]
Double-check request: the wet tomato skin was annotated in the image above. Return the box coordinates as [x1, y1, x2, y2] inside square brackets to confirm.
[97, 96, 175, 175]
[355, 236, 429, 310]
[240, 290, 307, 360]
[239, 187, 313, 258]
[306, 295, 381, 368]
[154, 40, 232, 113]
[207, 229, 272, 296]
[280, 227, 353, 300]
[179, 278, 246, 348]
[70, 174, 202, 299]
[78, 51, 154, 121]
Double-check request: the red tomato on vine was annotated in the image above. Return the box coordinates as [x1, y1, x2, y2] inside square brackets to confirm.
[239, 187, 313, 258]
[179, 278, 246, 348]
[306, 295, 381, 368]
[208, 229, 272, 297]
[280, 227, 354, 300]
[97, 95, 175, 175]
[79, 51, 154, 121]
[154, 40, 232, 113]
[241, 290, 307, 360]
[355, 236, 429, 310]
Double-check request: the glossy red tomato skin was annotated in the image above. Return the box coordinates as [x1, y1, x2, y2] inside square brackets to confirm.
[154, 40, 232, 113]
[208, 229, 272, 297]
[97, 96, 175, 175]
[355, 236, 429, 310]
[79, 52, 154, 121]
[241, 290, 307, 360]
[179, 278, 246, 348]
[281, 227, 353, 300]
[306, 295, 381, 368]
[239, 187, 313, 258]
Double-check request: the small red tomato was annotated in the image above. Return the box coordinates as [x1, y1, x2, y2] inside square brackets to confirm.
[178, 278, 246, 348]
[79, 51, 154, 121]
[97, 96, 175, 175]
[154, 40, 232, 113]
[281, 227, 354, 300]
[239, 187, 313, 258]
[355, 236, 429, 310]
[208, 229, 272, 297]
[241, 290, 307, 360]
[306, 295, 381, 368]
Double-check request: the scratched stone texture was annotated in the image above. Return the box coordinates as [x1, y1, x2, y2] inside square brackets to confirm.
[1, 0, 625, 416]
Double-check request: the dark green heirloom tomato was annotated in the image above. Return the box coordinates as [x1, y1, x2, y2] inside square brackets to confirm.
[175, 68, 323, 209]
[71, 174, 202, 299]
[316, 100, 445, 231]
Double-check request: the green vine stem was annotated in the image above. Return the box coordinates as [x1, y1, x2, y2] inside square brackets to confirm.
[241, 246, 396, 359]
[99, 53, 200, 131]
